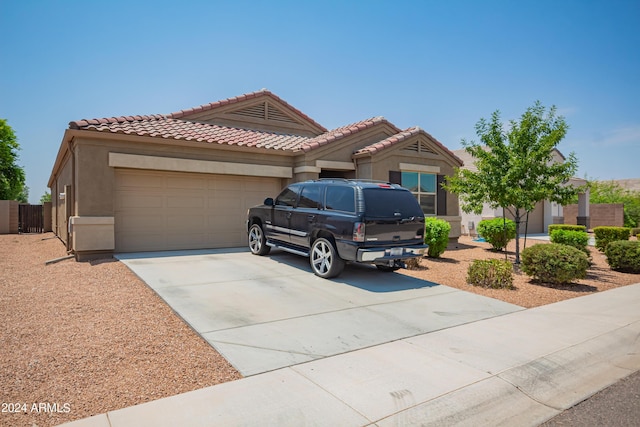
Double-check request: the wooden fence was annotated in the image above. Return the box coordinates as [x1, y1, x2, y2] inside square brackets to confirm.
[19, 204, 44, 233]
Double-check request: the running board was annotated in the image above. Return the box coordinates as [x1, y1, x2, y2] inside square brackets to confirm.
[266, 241, 309, 257]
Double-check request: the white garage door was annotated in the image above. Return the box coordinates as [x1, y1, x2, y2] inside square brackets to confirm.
[114, 169, 281, 252]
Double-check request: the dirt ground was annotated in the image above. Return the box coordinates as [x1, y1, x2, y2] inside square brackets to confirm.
[401, 235, 640, 308]
[0, 233, 241, 427]
[1, 233, 638, 426]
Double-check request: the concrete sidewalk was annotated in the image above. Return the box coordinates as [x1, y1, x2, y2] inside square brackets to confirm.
[62, 283, 640, 427]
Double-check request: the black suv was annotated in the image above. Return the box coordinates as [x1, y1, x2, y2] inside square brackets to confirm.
[246, 179, 428, 278]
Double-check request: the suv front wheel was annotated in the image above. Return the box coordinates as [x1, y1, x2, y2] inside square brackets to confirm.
[248, 223, 270, 255]
[310, 237, 345, 278]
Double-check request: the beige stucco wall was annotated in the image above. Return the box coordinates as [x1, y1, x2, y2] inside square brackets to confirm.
[50, 151, 74, 243]
[0, 200, 19, 234]
[70, 216, 115, 252]
[73, 136, 296, 218]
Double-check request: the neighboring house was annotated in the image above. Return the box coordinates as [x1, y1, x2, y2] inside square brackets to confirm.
[48, 90, 463, 260]
[452, 148, 589, 235]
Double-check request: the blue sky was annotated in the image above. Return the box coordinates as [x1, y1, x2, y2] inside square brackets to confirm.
[1, 0, 639, 203]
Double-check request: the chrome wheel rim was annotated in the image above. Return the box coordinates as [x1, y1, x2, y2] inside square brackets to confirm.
[249, 225, 262, 253]
[311, 240, 332, 275]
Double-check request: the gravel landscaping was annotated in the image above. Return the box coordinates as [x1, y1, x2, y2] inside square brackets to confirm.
[1, 232, 638, 427]
[401, 235, 640, 308]
[1, 234, 241, 427]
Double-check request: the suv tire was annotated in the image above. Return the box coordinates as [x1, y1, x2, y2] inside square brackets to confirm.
[248, 223, 271, 255]
[310, 237, 345, 278]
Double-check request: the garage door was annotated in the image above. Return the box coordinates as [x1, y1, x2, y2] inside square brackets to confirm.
[114, 169, 281, 252]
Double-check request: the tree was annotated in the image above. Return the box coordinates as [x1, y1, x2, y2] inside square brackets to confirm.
[589, 180, 640, 228]
[444, 101, 580, 264]
[17, 185, 29, 203]
[40, 191, 51, 204]
[0, 119, 26, 201]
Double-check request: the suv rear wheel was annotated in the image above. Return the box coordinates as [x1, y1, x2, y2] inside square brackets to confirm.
[310, 237, 344, 278]
[248, 223, 270, 255]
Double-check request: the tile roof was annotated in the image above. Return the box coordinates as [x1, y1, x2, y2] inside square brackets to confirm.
[356, 126, 464, 166]
[167, 89, 327, 133]
[355, 126, 421, 155]
[67, 91, 458, 162]
[68, 111, 399, 153]
[69, 115, 308, 150]
[297, 116, 400, 152]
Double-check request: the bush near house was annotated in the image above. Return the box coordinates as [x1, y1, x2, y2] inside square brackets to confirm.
[630, 227, 640, 237]
[424, 217, 451, 258]
[604, 241, 640, 273]
[593, 226, 631, 252]
[477, 218, 517, 251]
[467, 259, 514, 289]
[548, 224, 587, 233]
[549, 229, 590, 256]
[521, 243, 589, 285]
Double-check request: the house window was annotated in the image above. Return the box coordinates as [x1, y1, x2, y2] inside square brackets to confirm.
[401, 172, 436, 215]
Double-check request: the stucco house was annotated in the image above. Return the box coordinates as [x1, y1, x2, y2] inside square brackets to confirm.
[48, 90, 463, 260]
[452, 148, 589, 236]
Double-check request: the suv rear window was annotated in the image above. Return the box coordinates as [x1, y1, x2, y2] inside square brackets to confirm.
[325, 186, 355, 213]
[363, 188, 424, 218]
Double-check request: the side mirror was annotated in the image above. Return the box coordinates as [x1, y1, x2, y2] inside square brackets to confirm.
[264, 197, 274, 206]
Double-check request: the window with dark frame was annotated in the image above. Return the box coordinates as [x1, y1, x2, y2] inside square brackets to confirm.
[401, 172, 437, 215]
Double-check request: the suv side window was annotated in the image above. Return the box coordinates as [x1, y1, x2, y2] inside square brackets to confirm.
[298, 185, 323, 209]
[275, 185, 300, 207]
[325, 186, 355, 213]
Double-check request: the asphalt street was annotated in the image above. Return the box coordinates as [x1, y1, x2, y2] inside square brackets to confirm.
[542, 370, 640, 426]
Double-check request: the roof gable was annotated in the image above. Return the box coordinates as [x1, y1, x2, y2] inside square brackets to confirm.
[355, 127, 463, 166]
[297, 117, 401, 153]
[168, 89, 327, 136]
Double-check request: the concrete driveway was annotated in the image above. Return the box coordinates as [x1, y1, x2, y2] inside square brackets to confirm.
[117, 248, 522, 376]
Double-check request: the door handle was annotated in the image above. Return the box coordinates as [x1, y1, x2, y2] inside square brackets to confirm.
[308, 215, 315, 222]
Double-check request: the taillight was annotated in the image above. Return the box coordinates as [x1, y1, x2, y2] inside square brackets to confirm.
[353, 222, 365, 242]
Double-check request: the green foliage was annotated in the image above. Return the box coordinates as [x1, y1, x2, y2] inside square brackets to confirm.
[630, 227, 640, 237]
[466, 259, 514, 289]
[521, 243, 589, 285]
[17, 185, 28, 204]
[443, 102, 580, 263]
[40, 191, 51, 204]
[593, 226, 631, 252]
[0, 118, 26, 201]
[549, 229, 590, 256]
[477, 218, 516, 251]
[589, 180, 640, 228]
[424, 217, 451, 258]
[604, 240, 640, 273]
[548, 224, 586, 233]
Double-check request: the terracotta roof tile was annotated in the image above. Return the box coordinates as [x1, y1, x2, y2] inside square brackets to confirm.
[297, 116, 400, 152]
[355, 126, 464, 165]
[354, 127, 421, 155]
[69, 115, 309, 151]
[167, 89, 327, 133]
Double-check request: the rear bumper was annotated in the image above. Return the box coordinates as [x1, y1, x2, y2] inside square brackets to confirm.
[356, 244, 428, 263]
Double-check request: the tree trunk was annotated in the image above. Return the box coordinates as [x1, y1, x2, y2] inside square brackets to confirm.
[514, 208, 522, 264]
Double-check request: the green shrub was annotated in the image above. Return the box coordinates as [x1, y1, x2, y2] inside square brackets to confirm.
[549, 229, 590, 256]
[630, 227, 640, 237]
[424, 217, 451, 258]
[548, 224, 587, 233]
[604, 240, 640, 273]
[477, 218, 517, 251]
[466, 259, 514, 289]
[593, 226, 631, 252]
[521, 243, 589, 285]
